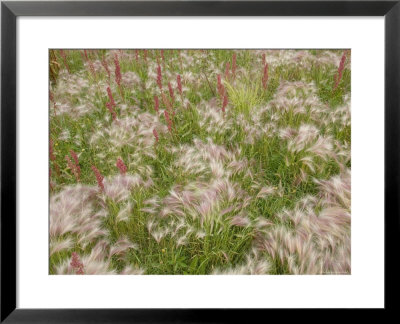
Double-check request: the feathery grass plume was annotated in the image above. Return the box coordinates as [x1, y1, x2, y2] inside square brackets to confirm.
[70, 252, 84, 274]
[256, 170, 351, 274]
[230, 215, 250, 227]
[114, 53, 122, 87]
[334, 51, 347, 90]
[49, 185, 102, 239]
[153, 128, 159, 142]
[212, 249, 271, 275]
[262, 62, 269, 89]
[256, 186, 275, 199]
[91, 165, 104, 191]
[154, 95, 160, 114]
[59, 50, 70, 73]
[120, 266, 145, 275]
[102, 174, 147, 202]
[109, 237, 137, 259]
[157, 64, 162, 89]
[50, 237, 73, 256]
[177, 74, 183, 96]
[116, 157, 127, 175]
[116, 202, 131, 222]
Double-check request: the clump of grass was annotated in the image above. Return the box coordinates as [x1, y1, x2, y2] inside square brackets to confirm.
[225, 79, 262, 117]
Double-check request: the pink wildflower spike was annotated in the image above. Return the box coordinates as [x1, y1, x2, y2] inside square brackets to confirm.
[81, 50, 91, 75]
[106, 102, 117, 121]
[262, 53, 266, 64]
[91, 165, 104, 191]
[162, 92, 175, 116]
[217, 74, 225, 98]
[164, 110, 173, 133]
[49, 139, 56, 161]
[178, 51, 183, 71]
[157, 64, 162, 89]
[153, 128, 159, 142]
[116, 157, 127, 175]
[88, 58, 96, 78]
[114, 53, 122, 87]
[106, 87, 116, 107]
[177, 74, 183, 96]
[154, 95, 160, 114]
[84, 50, 89, 61]
[262, 63, 269, 90]
[106, 87, 117, 120]
[49, 168, 54, 191]
[232, 53, 237, 79]
[65, 155, 80, 182]
[50, 91, 56, 113]
[69, 150, 79, 166]
[222, 94, 228, 113]
[59, 50, 70, 73]
[69, 150, 81, 180]
[224, 62, 230, 80]
[168, 82, 175, 104]
[101, 57, 111, 80]
[70, 252, 84, 275]
[334, 52, 347, 90]
[80, 50, 86, 62]
[135, 50, 139, 63]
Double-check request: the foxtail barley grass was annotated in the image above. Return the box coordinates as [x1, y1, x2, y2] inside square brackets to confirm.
[50, 49, 350, 275]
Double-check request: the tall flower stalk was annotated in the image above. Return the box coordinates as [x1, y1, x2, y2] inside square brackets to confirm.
[333, 52, 347, 90]
[91, 165, 104, 191]
[116, 157, 127, 175]
[70, 252, 84, 274]
[157, 64, 163, 90]
[262, 63, 269, 90]
[114, 53, 123, 97]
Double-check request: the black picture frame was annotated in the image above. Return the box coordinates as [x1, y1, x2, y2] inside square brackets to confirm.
[1, 0, 399, 322]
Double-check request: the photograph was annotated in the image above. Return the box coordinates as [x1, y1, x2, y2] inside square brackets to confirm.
[49, 49, 351, 275]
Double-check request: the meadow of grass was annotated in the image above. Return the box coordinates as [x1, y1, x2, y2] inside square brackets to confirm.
[49, 49, 351, 275]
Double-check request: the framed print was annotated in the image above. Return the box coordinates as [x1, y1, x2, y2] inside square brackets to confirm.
[1, 0, 399, 322]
